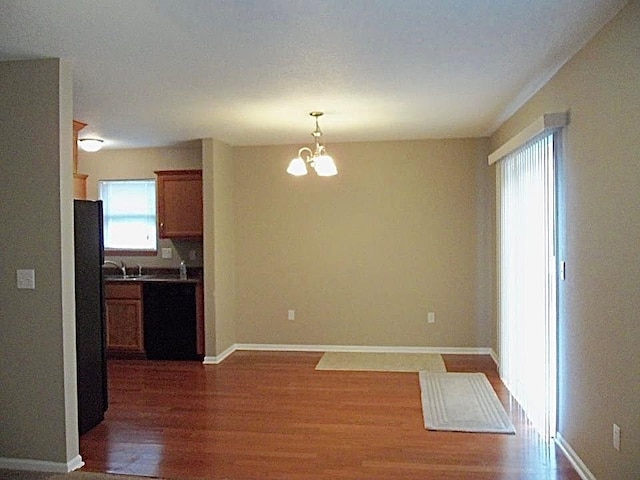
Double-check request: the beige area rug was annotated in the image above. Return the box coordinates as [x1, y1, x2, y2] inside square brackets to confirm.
[315, 351, 447, 373]
[419, 372, 516, 434]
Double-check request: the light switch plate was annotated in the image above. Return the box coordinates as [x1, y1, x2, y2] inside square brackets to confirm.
[17, 269, 35, 289]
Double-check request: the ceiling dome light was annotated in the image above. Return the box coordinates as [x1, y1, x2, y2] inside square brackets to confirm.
[287, 112, 337, 177]
[78, 138, 104, 152]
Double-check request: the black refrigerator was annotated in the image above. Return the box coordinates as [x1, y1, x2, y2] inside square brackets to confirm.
[74, 199, 108, 435]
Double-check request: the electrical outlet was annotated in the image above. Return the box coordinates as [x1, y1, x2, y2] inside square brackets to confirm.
[428, 312, 435, 323]
[287, 310, 295, 321]
[613, 423, 621, 451]
[161, 247, 172, 259]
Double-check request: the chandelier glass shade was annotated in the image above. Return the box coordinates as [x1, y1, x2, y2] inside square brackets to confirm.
[287, 112, 337, 177]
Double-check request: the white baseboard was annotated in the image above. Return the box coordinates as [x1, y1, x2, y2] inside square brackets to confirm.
[0, 454, 83, 473]
[555, 433, 596, 480]
[202, 343, 236, 364]
[489, 349, 498, 365]
[67, 455, 84, 473]
[203, 343, 496, 364]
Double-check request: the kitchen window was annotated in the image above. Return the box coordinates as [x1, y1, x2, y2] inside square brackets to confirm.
[99, 179, 157, 254]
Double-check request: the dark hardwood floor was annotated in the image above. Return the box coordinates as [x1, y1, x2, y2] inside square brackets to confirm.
[79, 352, 580, 480]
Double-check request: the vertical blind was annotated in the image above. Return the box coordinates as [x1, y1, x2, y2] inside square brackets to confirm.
[99, 179, 157, 251]
[497, 131, 557, 440]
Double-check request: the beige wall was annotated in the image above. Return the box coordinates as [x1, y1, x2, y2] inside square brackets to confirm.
[490, 1, 640, 477]
[202, 139, 237, 357]
[0, 59, 80, 468]
[78, 145, 203, 268]
[233, 139, 494, 348]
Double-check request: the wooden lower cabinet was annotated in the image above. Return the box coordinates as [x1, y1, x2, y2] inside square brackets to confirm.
[105, 282, 144, 357]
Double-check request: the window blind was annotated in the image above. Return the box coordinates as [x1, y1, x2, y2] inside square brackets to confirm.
[497, 131, 557, 440]
[99, 179, 157, 251]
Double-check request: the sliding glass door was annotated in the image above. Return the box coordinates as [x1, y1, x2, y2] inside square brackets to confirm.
[497, 131, 558, 440]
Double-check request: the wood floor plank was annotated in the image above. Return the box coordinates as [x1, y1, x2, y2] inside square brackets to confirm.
[79, 352, 581, 479]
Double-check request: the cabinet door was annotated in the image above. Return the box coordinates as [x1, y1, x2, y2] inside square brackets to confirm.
[72, 120, 87, 200]
[105, 299, 144, 353]
[156, 170, 203, 238]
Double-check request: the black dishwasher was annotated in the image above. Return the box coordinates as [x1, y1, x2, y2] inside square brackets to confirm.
[143, 282, 198, 360]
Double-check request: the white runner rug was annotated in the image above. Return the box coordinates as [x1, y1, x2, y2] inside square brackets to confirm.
[419, 372, 516, 434]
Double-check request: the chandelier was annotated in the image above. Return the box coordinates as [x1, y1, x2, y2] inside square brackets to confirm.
[286, 112, 337, 176]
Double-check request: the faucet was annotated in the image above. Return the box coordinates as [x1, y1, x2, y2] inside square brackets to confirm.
[103, 260, 127, 277]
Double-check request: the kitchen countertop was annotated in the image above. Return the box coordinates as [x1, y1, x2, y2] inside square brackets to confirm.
[103, 267, 202, 284]
[105, 274, 200, 284]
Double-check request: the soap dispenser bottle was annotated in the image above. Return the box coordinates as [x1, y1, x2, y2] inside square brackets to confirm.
[179, 261, 187, 280]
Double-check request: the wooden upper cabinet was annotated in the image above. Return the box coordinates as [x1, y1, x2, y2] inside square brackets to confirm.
[72, 120, 86, 172]
[73, 120, 88, 200]
[155, 169, 203, 238]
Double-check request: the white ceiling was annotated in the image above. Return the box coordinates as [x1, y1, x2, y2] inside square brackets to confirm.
[0, 0, 627, 149]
